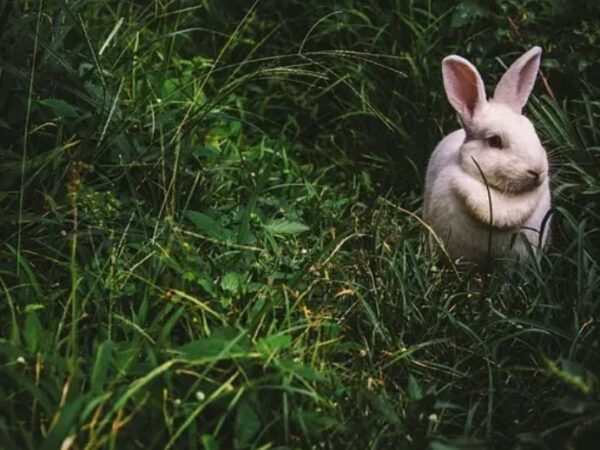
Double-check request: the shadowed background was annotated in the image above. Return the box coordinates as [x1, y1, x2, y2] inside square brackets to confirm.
[0, 1, 599, 449]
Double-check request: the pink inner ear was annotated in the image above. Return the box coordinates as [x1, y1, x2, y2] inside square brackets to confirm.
[493, 47, 542, 113]
[445, 60, 481, 118]
[517, 56, 539, 99]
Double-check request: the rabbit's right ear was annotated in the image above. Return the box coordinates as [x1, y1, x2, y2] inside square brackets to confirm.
[442, 55, 486, 125]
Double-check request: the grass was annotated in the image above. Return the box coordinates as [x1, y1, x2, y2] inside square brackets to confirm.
[1, 1, 599, 449]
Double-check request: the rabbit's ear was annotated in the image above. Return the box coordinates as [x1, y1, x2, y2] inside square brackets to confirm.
[442, 55, 487, 124]
[493, 46, 541, 113]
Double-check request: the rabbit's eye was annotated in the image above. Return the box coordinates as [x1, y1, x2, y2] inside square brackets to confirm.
[487, 135, 503, 149]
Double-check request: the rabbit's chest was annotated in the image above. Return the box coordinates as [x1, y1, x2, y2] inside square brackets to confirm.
[431, 196, 520, 263]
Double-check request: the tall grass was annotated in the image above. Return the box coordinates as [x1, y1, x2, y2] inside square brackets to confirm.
[1, 1, 599, 449]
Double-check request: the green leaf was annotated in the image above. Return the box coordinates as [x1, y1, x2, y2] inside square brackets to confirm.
[263, 219, 309, 235]
[24, 312, 43, 353]
[221, 272, 242, 294]
[279, 359, 324, 381]
[229, 121, 241, 135]
[38, 98, 79, 118]
[450, 1, 489, 28]
[24, 303, 44, 313]
[182, 271, 196, 282]
[292, 410, 338, 434]
[0, 342, 26, 361]
[234, 398, 262, 449]
[257, 334, 291, 354]
[197, 274, 216, 296]
[365, 392, 402, 425]
[41, 396, 86, 450]
[160, 78, 178, 99]
[91, 340, 113, 394]
[185, 211, 232, 241]
[560, 358, 587, 378]
[545, 357, 594, 394]
[407, 375, 423, 401]
[210, 126, 227, 138]
[201, 435, 219, 450]
[178, 328, 251, 360]
[192, 145, 219, 158]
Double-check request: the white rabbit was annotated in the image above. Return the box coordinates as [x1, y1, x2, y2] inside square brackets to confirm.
[423, 47, 551, 267]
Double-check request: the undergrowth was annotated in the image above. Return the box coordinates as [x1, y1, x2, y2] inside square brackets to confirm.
[1, 1, 599, 449]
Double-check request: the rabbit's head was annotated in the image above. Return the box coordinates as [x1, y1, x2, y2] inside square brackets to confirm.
[442, 47, 548, 194]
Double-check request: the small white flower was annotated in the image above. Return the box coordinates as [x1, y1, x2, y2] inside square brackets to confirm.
[16, 356, 26, 364]
[195, 391, 206, 402]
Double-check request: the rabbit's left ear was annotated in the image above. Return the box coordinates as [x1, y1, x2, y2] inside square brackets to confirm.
[493, 46, 542, 113]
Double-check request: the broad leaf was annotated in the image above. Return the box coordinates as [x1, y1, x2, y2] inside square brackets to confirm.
[186, 211, 233, 241]
[234, 398, 262, 449]
[39, 98, 79, 118]
[263, 219, 309, 235]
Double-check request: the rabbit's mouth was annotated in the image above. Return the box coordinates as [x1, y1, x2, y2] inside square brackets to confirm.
[490, 172, 545, 195]
[519, 170, 546, 191]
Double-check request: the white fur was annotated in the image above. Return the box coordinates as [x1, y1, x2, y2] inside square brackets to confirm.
[423, 47, 551, 266]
